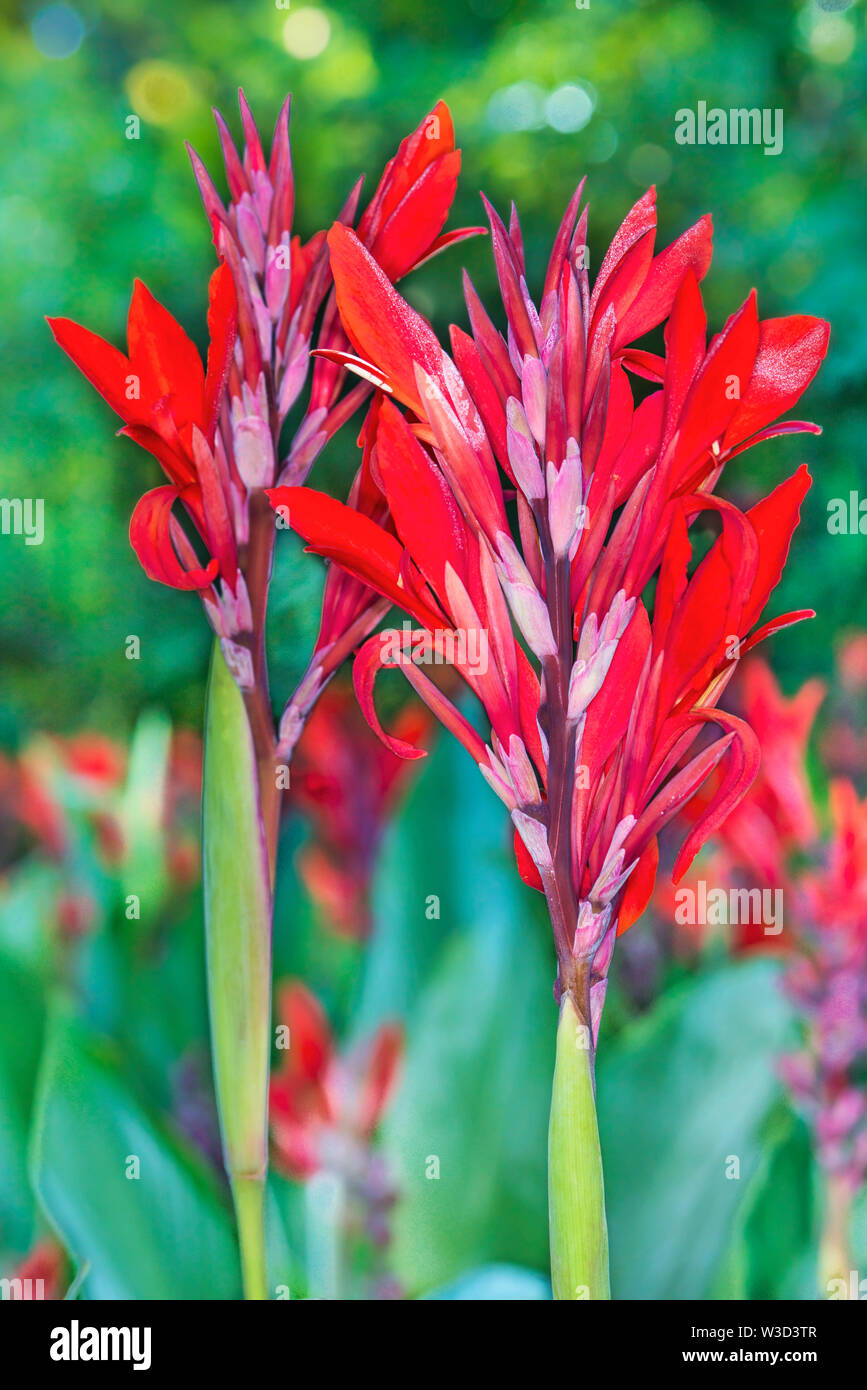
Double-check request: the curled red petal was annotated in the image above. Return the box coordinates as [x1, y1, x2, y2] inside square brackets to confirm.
[352, 632, 428, 761]
[129, 486, 218, 590]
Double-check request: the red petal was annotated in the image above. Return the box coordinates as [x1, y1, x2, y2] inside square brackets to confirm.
[278, 982, 333, 1082]
[741, 465, 812, 633]
[352, 632, 429, 760]
[514, 827, 544, 892]
[672, 291, 759, 478]
[722, 315, 830, 450]
[375, 398, 470, 593]
[267, 485, 444, 629]
[204, 263, 238, 440]
[326, 224, 444, 416]
[590, 187, 657, 321]
[47, 316, 136, 421]
[616, 214, 713, 345]
[370, 151, 461, 281]
[617, 837, 658, 935]
[127, 280, 205, 430]
[129, 486, 218, 590]
[671, 712, 762, 881]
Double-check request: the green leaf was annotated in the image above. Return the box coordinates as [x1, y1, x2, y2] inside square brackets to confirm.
[711, 1103, 817, 1300]
[380, 860, 554, 1294]
[355, 732, 548, 1031]
[598, 958, 794, 1300]
[30, 1001, 240, 1299]
[0, 950, 46, 1255]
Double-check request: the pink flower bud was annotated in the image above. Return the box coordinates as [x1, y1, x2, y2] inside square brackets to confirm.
[234, 416, 275, 488]
[511, 809, 553, 876]
[506, 397, 545, 500]
[502, 734, 542, 807]
[495, 532, 557, 659]
[237, 197, 266, 277]
[266, 239, 291, 319]
[520, 354, 547, 447]
[277, 332, 311, 420]
[547, 442, 584, 556]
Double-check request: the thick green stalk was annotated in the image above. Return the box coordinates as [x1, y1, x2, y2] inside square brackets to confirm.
[203, 642, 273, 1300]
[548, 992, 610, 1300]
[818, 1172, 854, 1297]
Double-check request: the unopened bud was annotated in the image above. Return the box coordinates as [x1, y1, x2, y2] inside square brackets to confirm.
[234, 416, 275, 489]
[506, 397, 545, 500]
[520, 354, 547, 447]
[547, 440, 584, 556]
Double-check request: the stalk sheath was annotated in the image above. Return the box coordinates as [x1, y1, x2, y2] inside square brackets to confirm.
[548, 993, 610, 1300]
[203, 641, 273, 1300]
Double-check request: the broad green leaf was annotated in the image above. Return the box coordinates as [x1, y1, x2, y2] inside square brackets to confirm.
[598, 958, 795, 1300]
[0, 950, 46, 1255]
[356, 732, 548, 1031]
[381, 870, 554, 1294]
[30, 1002, 240, 1299]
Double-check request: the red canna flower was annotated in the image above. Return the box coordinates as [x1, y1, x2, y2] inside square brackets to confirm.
[48, 268, 239, 596]
[269, 181, 828, 1044]
[269, 981, 402, 1181]
[290, 682, 432, 937]
[50, 93, 480, 702]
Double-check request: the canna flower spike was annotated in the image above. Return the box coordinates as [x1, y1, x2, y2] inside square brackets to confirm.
[50, 92, 481, 697]
[48, 92, 479, 1301]
[270, 181, 829, 1027]
[269, 178, 828, 1299]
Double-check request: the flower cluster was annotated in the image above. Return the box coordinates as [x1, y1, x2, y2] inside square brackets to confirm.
[49, 94, 479, 705]
[270, 182, 828, 1039]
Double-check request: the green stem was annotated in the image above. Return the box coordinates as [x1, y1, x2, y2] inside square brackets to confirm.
[203, 642, 274, 1300]
[548, 992, 610, 1300]
[818, 1171, 854, 1298]
[232, 1175, 269, 1302]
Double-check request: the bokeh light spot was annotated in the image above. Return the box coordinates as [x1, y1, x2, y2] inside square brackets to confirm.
[282, 8, 332, 60]
[31, 3, 84, 60]
[545, 83, 595, 134]
[125, 61, 198, 126]
[810, 13, 856, 61]
[486, 82, 546, 133]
